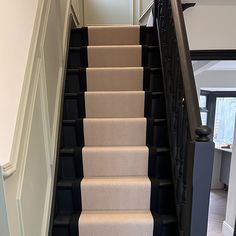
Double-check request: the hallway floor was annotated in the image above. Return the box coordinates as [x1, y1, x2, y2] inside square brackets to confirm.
[207, 190, 227, 236]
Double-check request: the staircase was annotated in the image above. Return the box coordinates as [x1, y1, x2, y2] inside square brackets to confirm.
[50, 25, 178, 236]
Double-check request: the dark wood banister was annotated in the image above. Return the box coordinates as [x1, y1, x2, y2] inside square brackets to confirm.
[170, 0, 201, 140]
[154, 1, 214, 235]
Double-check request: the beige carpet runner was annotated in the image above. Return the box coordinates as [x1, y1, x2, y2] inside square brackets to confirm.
[79, 26, 152, 236]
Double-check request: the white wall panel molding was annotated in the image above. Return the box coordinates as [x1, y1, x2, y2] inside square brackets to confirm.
[41, 74, 54, 236]
[138, 0, 153, 22]
[40, 55, 52, 164]
[16, 60, 42, 236]
[40, 176, 53, 236]
[51, 66, 64, 165]
[38, 65, 54, 236]
[71, 0, 81, 26]
[63, 1, 73, 57]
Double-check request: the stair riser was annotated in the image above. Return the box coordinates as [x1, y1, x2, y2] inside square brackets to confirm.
[63, 92, 166, 120]
[82, 147, 149, 177]
[52, 226, 70, 236]
[69, 26, 158, 47]
[67, 46, 161, 69]
[64, 92, 146, 119]
[153, 219, 178, 236]
[52, 220, 178, 236]
[151, 184, 176, 214]
[60, 119, 167, 148]
[61, 119, 153, 147]
[56, 189, 74, 215]
[65, 68, 163, 93]
[79, 216, 153, 236]
[88, 46, 142, 67]
[84, 118, 147, 146]
[59, 150, 172, 179]
[153, 124, 169, 148]
[55, 184, 175, 214]
[81, 178, 151, 210]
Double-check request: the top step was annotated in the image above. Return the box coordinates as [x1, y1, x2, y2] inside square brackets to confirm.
[70, 26, 158, 47]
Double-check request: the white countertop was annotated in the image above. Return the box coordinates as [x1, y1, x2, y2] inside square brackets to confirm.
[215, 146, 232, 153]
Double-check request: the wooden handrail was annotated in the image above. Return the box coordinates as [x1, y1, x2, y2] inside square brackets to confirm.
[170, 0, 201, 140]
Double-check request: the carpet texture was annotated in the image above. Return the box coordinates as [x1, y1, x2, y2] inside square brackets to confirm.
[80, 26, 151, 235]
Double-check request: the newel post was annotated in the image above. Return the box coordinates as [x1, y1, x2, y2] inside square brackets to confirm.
[189, 126, 214, 236]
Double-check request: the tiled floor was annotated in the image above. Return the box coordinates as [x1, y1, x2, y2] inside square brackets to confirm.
[207, 190, 227, 236]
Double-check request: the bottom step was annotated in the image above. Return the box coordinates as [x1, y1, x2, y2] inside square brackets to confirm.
[80, 211, 153, 236]
[53, 211, 178, 236]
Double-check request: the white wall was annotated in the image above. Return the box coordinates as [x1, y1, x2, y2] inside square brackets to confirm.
[0, 0, 39, 165]
[184, 1, 236, 50]
[211, 150, 224, 189]
[223, 117, 236, 236]
[195, 70, 236, 98]
[83, 0, 153, 26]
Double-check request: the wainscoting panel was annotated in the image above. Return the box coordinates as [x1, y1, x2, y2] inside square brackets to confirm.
[2, 0, 76, 235]
[17, 77, 50, 236]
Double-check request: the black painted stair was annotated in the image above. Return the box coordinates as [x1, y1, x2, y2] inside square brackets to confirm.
[50, 25, 178, 236]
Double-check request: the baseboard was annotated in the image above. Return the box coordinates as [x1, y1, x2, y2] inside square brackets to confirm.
[0, 168, 10, 236]
[51, 8, 73, 167]
[223, 221, 234, 236]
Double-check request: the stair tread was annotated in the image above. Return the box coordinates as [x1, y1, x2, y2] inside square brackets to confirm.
[83, 117, 146, 121]
[65, 91, 163, 96]
[81, 176, 151, 184]
[67, 67, 162, 71]
[69, 45, 159, 50]
[62, 118, 150, 126]
[72, 26, 143, 31]
[80, 210, 176, 223]
[60, 147, 169, 154]
[57, 178, 172, 188]
[54, 211, 177, 224]
[63, 117, 163, 120]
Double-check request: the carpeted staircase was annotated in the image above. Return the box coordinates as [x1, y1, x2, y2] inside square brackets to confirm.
[51, 26, 178, 236]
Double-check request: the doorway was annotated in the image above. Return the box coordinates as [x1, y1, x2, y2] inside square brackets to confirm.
[192, 58, 236, 236]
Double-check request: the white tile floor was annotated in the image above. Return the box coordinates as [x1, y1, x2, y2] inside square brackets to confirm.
[207, 190, 227, 236]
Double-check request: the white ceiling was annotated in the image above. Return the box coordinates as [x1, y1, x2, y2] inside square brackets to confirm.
[193, 61, 236, 75]
[201, 87, 236, 91]
[183, 0, 236, 6]
[208, 61, 236, 71]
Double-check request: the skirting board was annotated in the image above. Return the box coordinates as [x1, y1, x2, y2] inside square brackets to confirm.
[223, 221, 234, 236]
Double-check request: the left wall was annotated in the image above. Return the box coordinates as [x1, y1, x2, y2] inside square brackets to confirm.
[0, 0, 39, 165]
[0, 0, 82, 235]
